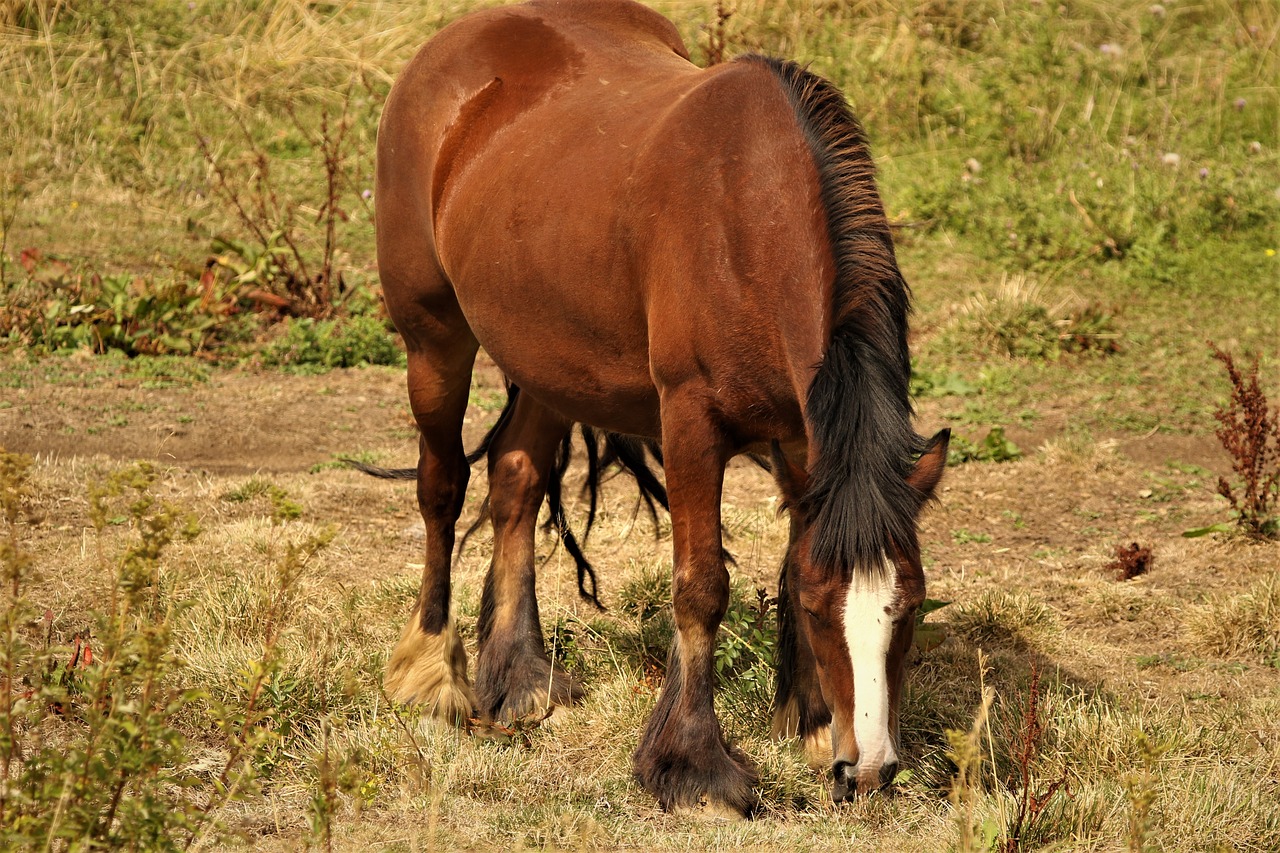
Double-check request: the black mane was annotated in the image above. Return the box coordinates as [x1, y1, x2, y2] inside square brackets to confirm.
[741, 54, 928, 578]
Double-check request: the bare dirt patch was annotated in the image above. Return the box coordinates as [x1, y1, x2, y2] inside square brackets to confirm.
[1, 353, 510, 473]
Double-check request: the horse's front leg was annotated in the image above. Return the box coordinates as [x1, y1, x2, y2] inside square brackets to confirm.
[771, 515, 834, 768]
[633, 400, 758, 818]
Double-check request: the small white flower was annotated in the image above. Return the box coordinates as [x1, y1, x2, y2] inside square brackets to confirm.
[1161, 152, 1181, 167]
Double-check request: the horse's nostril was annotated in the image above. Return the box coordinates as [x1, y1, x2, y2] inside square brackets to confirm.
[830, 761, 856, 802]
[879, 760, 899, 787]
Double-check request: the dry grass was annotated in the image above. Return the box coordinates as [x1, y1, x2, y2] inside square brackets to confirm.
[1185, 574, 1280, 665]
[9, 444, 1279, 850]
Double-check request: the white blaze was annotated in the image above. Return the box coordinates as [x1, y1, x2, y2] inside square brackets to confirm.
[843, 568, 898, 770]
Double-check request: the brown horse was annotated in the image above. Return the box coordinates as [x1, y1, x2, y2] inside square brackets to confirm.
[376, 0, 949, 816]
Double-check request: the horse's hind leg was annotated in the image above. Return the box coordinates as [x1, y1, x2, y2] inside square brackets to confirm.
[383, 300, 479, 722]
[475, 393, 583, 722]
[633, 397, 758, 818]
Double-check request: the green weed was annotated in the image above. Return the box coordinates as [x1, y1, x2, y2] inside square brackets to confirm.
[0, 254, 232, 356]
[613, 564, 778, 702]
[952, 529, 993, 545]
[0, 454, 227, 848]
[948, 427, 1023, 465]
[260, 315, 405, 372]
[911, 369, 981, 398]
[714, 584, 777, 702]
[914, 598, 951, 653]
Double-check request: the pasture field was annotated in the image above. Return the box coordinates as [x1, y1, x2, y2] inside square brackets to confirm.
[1, 0, 1278, 850]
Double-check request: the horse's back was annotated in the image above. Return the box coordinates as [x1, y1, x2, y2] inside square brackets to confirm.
[379, 0, 690, 174]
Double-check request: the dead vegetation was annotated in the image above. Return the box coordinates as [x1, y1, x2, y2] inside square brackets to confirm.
[1108, 542, 1153, 581]
[1208, 343, 1280, 539]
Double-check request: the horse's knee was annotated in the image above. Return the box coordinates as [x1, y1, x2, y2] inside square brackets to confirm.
[416, 461, 469, 520]
[672, 562, 730, 634]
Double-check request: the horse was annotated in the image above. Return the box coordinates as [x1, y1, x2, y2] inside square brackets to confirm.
[375, 0, 949, 816]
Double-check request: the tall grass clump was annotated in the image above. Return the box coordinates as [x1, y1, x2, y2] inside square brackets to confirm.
[949, 591, 1059, 649]
[0, 454, 350, 848]
[1184, 575, 1280, 668]
[0, 454, 219, 848]
[948, 275, 1119, 360]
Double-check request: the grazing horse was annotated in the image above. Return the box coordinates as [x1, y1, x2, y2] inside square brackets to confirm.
[376, 0, 949, 815]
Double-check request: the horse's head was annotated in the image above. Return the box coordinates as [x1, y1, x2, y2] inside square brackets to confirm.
[774, 428, 949, 801]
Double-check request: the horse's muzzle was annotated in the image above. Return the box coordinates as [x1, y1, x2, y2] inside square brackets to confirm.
[831, 759, 899, 802]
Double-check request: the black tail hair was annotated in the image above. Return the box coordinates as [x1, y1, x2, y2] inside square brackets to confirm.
[348, 384, 669, 607]
[540, 424, 669, 609]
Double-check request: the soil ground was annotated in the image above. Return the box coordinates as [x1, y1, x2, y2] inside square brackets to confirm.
[0, 351, 1230, 476]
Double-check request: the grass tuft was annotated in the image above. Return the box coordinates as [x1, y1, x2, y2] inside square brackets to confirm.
[949, 592, 1059, 648]
[948, 275, 1120, 360]
[1184, 574, 1280, 666]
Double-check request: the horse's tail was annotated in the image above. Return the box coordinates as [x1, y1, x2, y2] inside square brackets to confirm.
[347, 385, 669, 608]
[342, 460, 416, 479]
[542, 422, 668, 609]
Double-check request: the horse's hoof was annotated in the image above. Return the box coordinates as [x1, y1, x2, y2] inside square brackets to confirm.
[802, 724, 832, 769]
[476, 651, 582, 724]
[384, 614, 476, 723]
[671, 795, 750, 821]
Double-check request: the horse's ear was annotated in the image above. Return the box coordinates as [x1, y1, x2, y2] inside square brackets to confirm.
[908, 428, 950, 501]
[769, 441, 809, 509]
